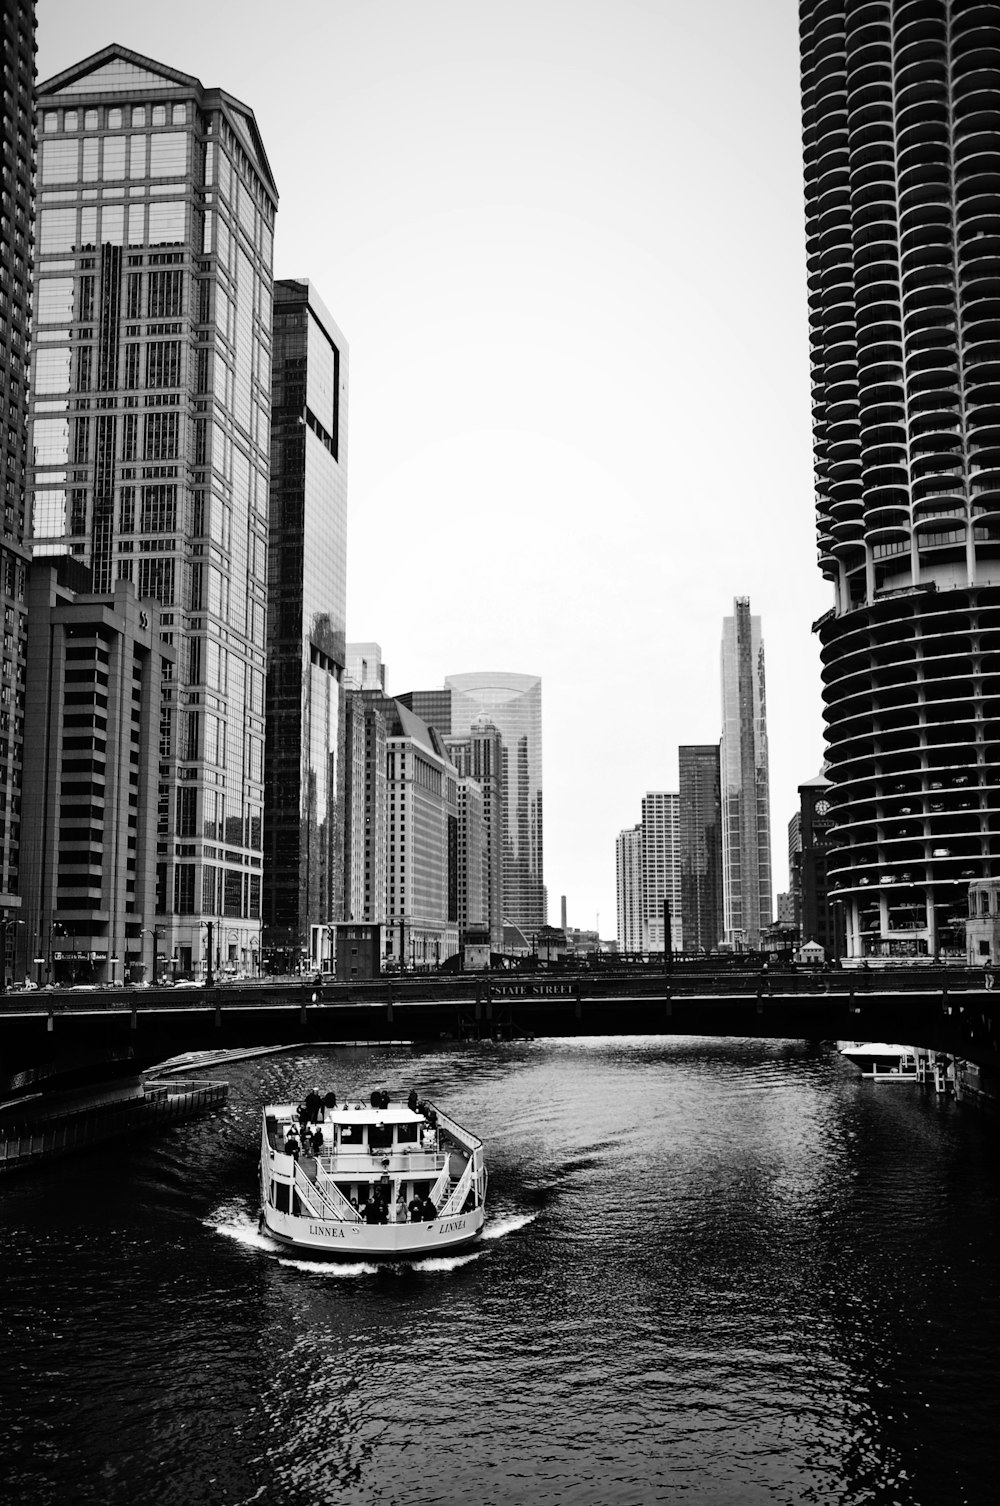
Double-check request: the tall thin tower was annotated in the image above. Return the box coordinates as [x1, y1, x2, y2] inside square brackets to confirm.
[0, 0, 35, 981]
[801, 1, 1000, 959]
[720, 599, 772, 948]
[30, 47, 277, 976]
[679, 744, 723, 954]
[640, 792, 681, 953]
[616, 824, 643, 953]
[264, 279, 348, 962]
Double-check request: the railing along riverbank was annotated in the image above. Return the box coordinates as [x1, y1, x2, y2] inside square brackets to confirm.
[0, 1077, 227, 1174]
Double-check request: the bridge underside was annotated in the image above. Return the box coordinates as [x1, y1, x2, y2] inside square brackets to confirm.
[3, 976, 1000, 1107]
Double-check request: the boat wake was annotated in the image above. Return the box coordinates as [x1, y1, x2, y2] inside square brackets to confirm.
[206, 1203, 535, 1271]
[277, 1256, 381, 1277]
[205, 1203, 280, 1254]
[481, 1211, 536, 1241]
[407, 1252, 482, 1273]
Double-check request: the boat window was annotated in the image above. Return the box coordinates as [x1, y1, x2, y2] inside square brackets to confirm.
[339, 1123, 361, 1145]
[274, 1182, 290, 1214]
[369, 1123, 393, 1151]
[396, 1122, 418, 1144]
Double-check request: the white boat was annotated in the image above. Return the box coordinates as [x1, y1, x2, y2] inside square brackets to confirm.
[258, 1090, 488, 1258]
[837, 1042, 919, 1082]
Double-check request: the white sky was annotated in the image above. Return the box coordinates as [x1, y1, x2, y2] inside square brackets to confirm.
[38, 0, 829, 937]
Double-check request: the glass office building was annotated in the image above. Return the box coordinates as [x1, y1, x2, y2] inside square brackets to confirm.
[29, 46, 277, 975]
[264, 279, 348, 964]
[720, 599, 772, 948]
[445, 672, 545, 934]
[679, 744, 723, 954]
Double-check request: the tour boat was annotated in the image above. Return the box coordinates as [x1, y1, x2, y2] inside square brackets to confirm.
[837, 1042, 919, 1082]
[258, 1090, 488, 1257]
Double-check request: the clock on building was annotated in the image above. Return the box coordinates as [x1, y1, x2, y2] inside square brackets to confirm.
[815, 799, 831, 815]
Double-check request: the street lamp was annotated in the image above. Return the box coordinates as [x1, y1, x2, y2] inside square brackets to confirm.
[48, 922, 66, 987]
[0, 918, 25, 995]
[201, 920, 215, 986]
[140, 926, 162, 985]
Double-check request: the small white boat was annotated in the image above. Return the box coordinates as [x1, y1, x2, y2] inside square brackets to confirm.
[837, 1042, 919, 1082]
[259, 1090, 487, 1258]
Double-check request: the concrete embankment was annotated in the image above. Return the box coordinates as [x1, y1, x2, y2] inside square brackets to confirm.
[0, 1076, 228, 1174]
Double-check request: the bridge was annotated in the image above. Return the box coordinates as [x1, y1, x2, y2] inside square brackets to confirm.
[3, 964, 999, 1103]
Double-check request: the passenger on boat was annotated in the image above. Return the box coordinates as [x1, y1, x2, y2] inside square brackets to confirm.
[323, 1091, 337, 1114]
[408, 1196, 423, 1222]
[407, 1088, 419, 1112]
[421, 1195, 437, 1222]
[284, 1128, 300, 1159]
[312, 1128, 324, 1155]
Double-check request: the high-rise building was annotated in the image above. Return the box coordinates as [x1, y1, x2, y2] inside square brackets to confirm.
[801, 1, 1000, 959]
[30, 47, 277, 977]
[0, 0, 35, 982]
[615, 823, 643, 953]
[398, 688, 451, 737]
[445, 721, 504, 946]
[720, 598, 772, 948]
[340, 693, 461, 967]
[384, 702, 458, 969]
[454, 776, 486, 932]
[344, 642, 385, 692]
[340, 688, 388, 927]
[263, 279, 348, 963]
[679, 744, 723, 954]
[445, 672, 545, 933]
[19, 560, 166, 986]
[640, 791, 681, 952]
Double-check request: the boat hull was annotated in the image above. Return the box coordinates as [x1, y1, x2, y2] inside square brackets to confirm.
[261, 1204, 486, 1259]
[837, 1042, 918, 1081]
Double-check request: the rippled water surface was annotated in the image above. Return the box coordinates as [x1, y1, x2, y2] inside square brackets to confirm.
[2, 1036, 999, 1504]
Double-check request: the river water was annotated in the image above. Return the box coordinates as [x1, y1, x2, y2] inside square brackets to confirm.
[1, 1035, 998, 1505]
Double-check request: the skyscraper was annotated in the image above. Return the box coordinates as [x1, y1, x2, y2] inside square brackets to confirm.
[263, 279, 348, 963]
[340, 689, 388, 932]
[445, 721, 504, 946]
[30, 47, 277, 977]
[720, 598, 772, 948]
[20, 560, 166, 986]
[801, 1, 1000, 959]
[344, 642, 385, 692]
[445, 672, 545, 934]
[384, 703, 458, 969]
[0, 0, 35, 982]
[615, 823, 643, 953]
[640, 791, 681, 953]
[679, 744, 723, 954]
